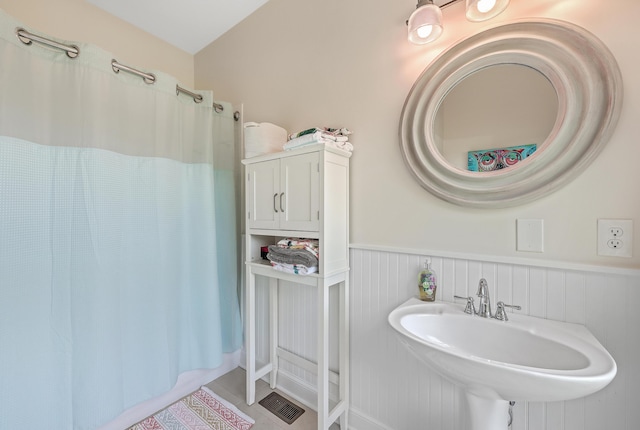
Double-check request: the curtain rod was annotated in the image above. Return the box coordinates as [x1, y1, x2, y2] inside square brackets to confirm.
[16, 27, 79, 58]
[111, 59, 156, 84]
[176, 85, 225, 113]
[15, 27, 227, 114]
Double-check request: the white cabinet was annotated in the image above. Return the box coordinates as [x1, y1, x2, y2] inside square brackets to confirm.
[242, 144, 350, 430]
[243, 145, 350, 277]
[246, 152, 319, 232]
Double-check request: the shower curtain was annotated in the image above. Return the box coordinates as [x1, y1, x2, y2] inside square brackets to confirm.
[0, 9, 242, 430]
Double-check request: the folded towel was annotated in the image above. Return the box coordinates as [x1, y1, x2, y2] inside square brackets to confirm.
[284, 132, 335, 148]
[284, 127, 353, 152]
[276, 238, 319, 259]
[271, 262, 318, 276]
[288, 127, 322, 140]
[332, 141, 354, 152]
[284, 138, 354, 152]
[267, 245, 318, 267]
[288, 127, 352, 141]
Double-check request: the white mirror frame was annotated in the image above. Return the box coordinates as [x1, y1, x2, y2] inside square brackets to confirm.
[400, 19, 623, 208]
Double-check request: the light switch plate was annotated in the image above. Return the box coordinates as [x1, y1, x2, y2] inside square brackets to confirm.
[517, 219, 544, 253]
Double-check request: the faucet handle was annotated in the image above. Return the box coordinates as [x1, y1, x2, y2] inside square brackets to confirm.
[454, 295, 476, 315]
[494, 301, 522, 321]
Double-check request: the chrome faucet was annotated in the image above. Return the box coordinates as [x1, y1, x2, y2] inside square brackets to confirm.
[454, 278, 520, 321]
[476, 278, 492, 318]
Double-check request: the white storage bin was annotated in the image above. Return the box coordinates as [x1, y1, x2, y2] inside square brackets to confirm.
[243, 122, 287, 158]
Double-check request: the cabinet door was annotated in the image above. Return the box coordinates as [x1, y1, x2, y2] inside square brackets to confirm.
[247, 159, 280, 230]
[280, 152, 319, 231]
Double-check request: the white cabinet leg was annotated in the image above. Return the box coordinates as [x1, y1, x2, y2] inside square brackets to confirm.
[339, 279, 350, 430]
[269, 277, 279, 389]
[318, 282, 330, 429]
[246, 269, 256, 405]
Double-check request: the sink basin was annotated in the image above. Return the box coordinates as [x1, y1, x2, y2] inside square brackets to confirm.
[389, 298, 616, 429]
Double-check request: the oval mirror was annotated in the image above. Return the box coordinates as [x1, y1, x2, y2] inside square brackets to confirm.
[400, 19, 623, 208]
[435, 64, 558, 171]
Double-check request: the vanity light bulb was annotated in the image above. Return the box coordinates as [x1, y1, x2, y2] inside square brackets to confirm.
[416, 25, 434, 39]
[476, 0, 496, 13]
[465, 0, 509, 22]
[407, 1, 443, 44]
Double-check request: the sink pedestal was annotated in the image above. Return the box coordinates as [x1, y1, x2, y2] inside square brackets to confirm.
[466, 392, 510, 430]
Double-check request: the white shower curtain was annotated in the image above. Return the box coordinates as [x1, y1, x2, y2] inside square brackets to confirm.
[0, 9, 242, 430]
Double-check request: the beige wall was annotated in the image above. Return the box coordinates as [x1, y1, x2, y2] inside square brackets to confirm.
[195, 0, 640, 269]
[0, 0, 194, 86]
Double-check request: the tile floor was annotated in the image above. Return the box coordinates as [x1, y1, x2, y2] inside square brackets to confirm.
[205, 367, 340, 430]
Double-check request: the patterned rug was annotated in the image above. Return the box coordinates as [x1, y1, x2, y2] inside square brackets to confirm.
[127, 387, 254, 430]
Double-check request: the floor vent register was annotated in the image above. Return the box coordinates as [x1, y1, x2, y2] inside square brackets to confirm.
[259, 392, 305, 425]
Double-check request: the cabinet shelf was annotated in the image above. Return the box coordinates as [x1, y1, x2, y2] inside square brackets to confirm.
[247, 259, 349, 285]
[246, 229, 320, 239]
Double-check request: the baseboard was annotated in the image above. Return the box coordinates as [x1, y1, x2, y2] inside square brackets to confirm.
[239, 353, 387, 430]
[271, 369, 330, 411]
[348, 406, 394, 430]
[261, 370, 390, 430]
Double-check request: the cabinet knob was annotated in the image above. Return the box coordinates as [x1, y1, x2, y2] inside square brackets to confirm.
[273, 193, 278, 213]
[280, 193, 285, 212]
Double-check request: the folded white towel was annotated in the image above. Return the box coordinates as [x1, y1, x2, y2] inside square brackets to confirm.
[288, 128, 338, 140]
[271, 262, 318, 275]
[283, 140, 353, 153]
[284, 133, 353, 151]
[286, 140, 353, 151]
[332, 141, 354, 152]
[285, 131, 336, 147]
[288, 127, 352, 140]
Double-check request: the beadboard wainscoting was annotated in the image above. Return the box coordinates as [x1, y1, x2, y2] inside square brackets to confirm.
[247, 246, 640, 430]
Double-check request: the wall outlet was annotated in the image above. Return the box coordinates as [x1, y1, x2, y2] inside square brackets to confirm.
[597, 219, 633, 257]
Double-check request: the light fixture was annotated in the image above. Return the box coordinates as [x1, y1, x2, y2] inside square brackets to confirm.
[406, 0, 510, 45]
[465, 0, 510, 22]
[407, 0, 443, 45]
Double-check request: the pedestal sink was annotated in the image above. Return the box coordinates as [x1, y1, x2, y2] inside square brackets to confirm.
[388, 298, 616, 430]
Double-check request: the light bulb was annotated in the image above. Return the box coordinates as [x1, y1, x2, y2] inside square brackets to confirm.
[416, 25, 434, 39]
[407, 2, 443, 44]
[466, 0, 509, 22]
[476, 0, 496, 13]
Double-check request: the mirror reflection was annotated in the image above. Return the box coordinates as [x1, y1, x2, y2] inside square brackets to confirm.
[433, 64, 558, 171]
